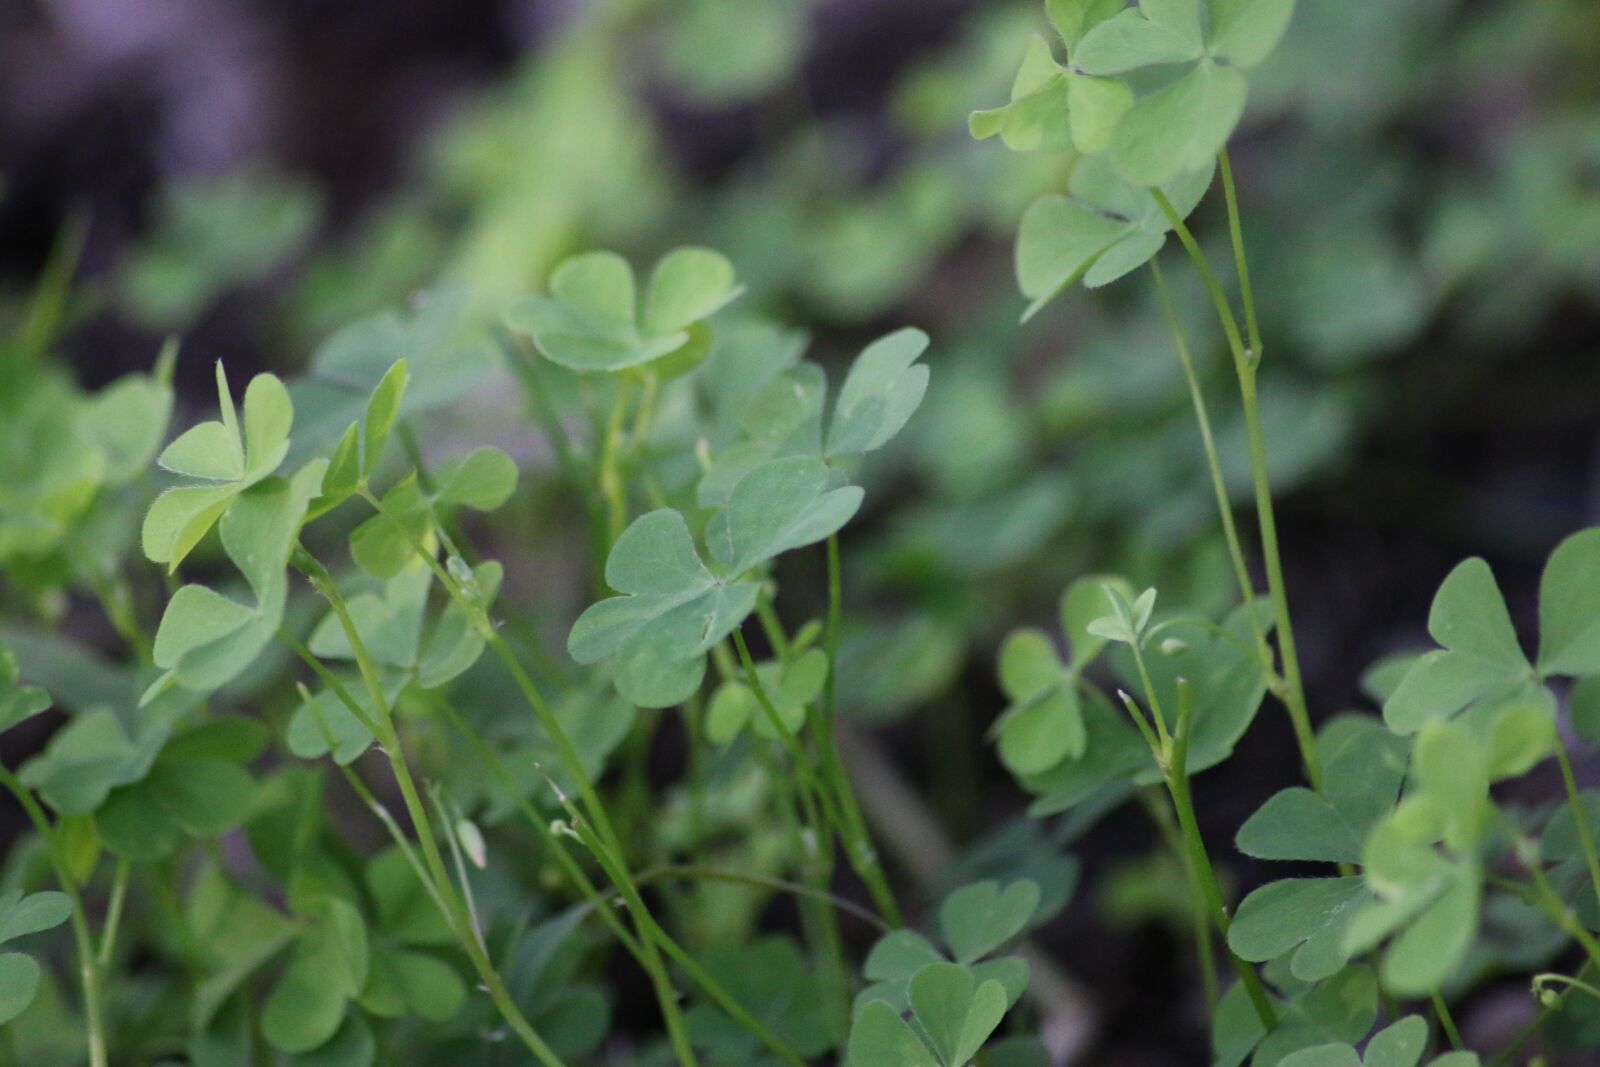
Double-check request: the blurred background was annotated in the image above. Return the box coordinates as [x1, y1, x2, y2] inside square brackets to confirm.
[3, 0, 1600, 1061]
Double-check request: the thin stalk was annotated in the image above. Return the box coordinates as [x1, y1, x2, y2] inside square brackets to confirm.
[634, 865, 890, 933]
[288, 551, 568, 1067]
[96, 859, 130, 968]
[1555, 742, 1600, 911]
[353, 487, 698, 1054]
[733, 625, 899, 924]
[0, 767, 108, 1067]
[597, 377, 633, 546]
[817, 536, 902, 926]
[1149, 258, 1269, 667]
[1140, 790, 1219, 1013]
[1431, 990, 1463, 1050]
[1151, 187, 1323, 793]
[1217, 148, 1263, 359]
[1163, 682, 1277, 1031]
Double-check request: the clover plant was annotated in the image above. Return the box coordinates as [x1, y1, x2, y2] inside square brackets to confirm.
[2, 0, 1599, 1064]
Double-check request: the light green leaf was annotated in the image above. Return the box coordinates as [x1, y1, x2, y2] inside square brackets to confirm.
[827, 327, 931, 456]
[1538, 528, 1600, 676]
[0, 953, 41, 1025]
[1205, 0, 1295, 68]
[848, 1000, 937, 1067]
[433, 447, 518, 511]
[1046, 0, 1126, 52]
[361, 359, 408, 477]
[1073, 6, 1204, 75]
[1067, 73, 1134, 155]
[939, 880, 1040, 965]
[570, 509, 758, 707]
[1015, 196, 1131, 318]
[1363, 1016, 1429, 1067]
[1428, 557, 1527, 672]
[706, 456, 864, 575]
[0, 891, 72, 945]
[1110, 60, 1246, 188]
[643, 247, 743, 336]
[1229, 876, 1369, 982]
[998, 688, 1084, 776]
[908, 964, 1008, 1067]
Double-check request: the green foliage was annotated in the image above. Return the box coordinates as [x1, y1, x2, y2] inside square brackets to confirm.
[847, 880, 1038, 1066]
[0, 890, 72, 1024]
[506, 247, 742, 374]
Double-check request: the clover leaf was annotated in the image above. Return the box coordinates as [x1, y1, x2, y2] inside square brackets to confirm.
[0, 640, 50, 732]
[142, 363, 294, 572]
[939, 880, 1042, 965]
[146, 459, 326, 701]
[289, 289, 496, 465]
[1015, 155, 1215, 318]
[1237, 716, 1408, 865]
[1381, 531, 1600, 770]
[849, 963, 1012, 1067]
[1213, 965, 1378, 1067]
[990, 577, 1137, 776]
[1276, 1015, 1468, 1067]
[682, 937, 835, 1063]
[826, 327, 931, 457]
[697, 325, 928, 505]
[1022, 597, 1269, 813]
[0, 890, 72, 1025]
[95, 717, 265, 860]
[706, 648, 828, 743]
[1072, 0, 1295, 186]
[574, 455, 859, 707]
[569, 508, 759, 709]
[856, 881, 1034, 1020]
[262, 896, 370, 1054]
[969, 33, 1131, 155]
[1537, 527, 1600, 675]
[1343, 721, 1488, 996]
[507, 247, 743, 374]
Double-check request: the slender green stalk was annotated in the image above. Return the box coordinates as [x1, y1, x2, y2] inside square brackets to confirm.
[1141, 790, 1219, 1012]
[288, 550, 569, 1067]
[597, 377, 633, 546]
[1431, 990, 1463, 1050]
[96, 859, 130, 968]
[1149, 259, 1270, 668]
[1555, 742, 1600, 911]
[0, 767, 108, 1067]
[1162, 683, 1277, 1031]
[635, 865, 889, 932]
[1151, 186, 1323, 793]
[1217, 149, 1263, 360]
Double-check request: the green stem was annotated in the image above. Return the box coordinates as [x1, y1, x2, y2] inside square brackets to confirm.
[288, 551, 568, 1067]
[96, 859, 130, 968]
[352, 488, 697, 1059]
[1140, 790, 1219, 1013]
[1149, 258, 1270, 668]
[1151, 187, 1323, 793]
[598, 377, 633, 547]
[1163, 682, 1277, 1031]
[0, 767, 108, 1067]
[1555, 742, 1600, 912]
[1431, 990, 1463, 1050]
[1217, 148, 1263, 360]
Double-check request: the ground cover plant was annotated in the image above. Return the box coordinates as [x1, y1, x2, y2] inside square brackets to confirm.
[3, 0, 1600, 1064]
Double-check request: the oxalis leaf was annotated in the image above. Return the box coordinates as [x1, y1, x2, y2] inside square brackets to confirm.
[506, 247, 743, 374]
[826, 327, 931, 457]
[146, 460, 326, 700]
[142, 363, 295, 571]
[1015, 155, 1214, 319]
[939, 880, 1042, 965]
[1384, 556, 1536, 733]
[969, 34, 1132, 156]
[572, 456, 859, 706]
